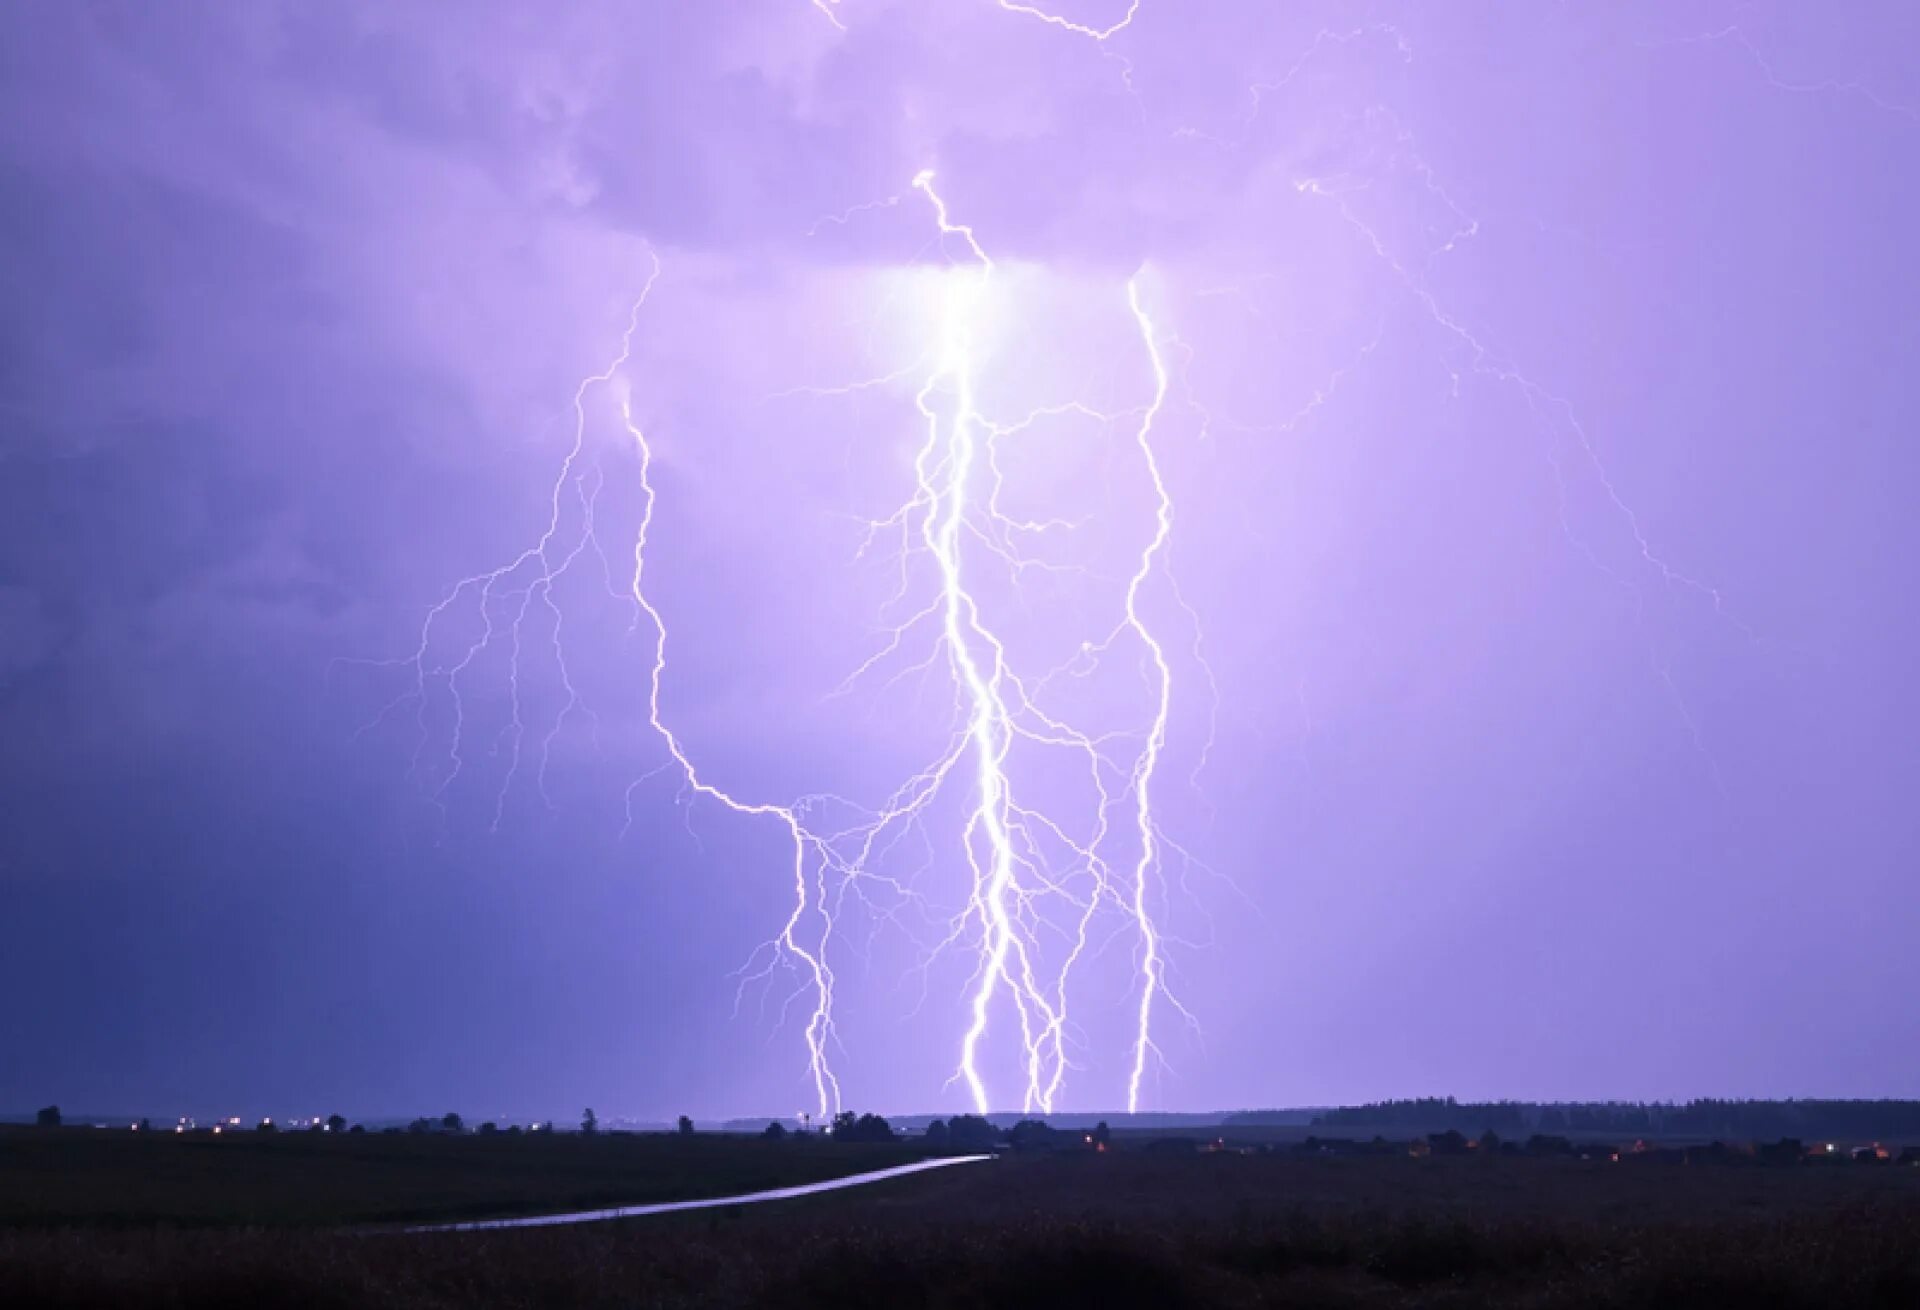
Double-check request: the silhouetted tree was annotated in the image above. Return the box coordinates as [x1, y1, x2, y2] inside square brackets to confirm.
[441, 1112, 464, 1134]
[138, 1118, 152, 1133]
[922, 1118, 951, 1147]
[407, 1117, 434, 1134]
[1092, 1120, 1111, 1149]
[678, 1115, 695, 1136]
[946, 1114, 1000, 1151]
[822, 1111, 896, 1142]
[35, 1105, 60, 1128]
[326, 1114, 347, 1134]
[581, 1108, 598, 1135]
[763, 1120, 788, 1140]
[349, 1124, 366, 1134]
[1759, 1138, 1804, 1166]
[478, 1121, 498, 1135]
[1009, 1119, 1057, 1152]
[1428, 1130, 1468, 1156]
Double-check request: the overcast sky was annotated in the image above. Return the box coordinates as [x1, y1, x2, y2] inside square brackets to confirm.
[2, 0, 1915, 1122]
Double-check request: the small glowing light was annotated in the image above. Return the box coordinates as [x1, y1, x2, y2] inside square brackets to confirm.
[213, 1126, 222, 1135]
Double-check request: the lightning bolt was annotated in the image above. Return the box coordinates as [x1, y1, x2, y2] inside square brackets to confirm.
[1118, 277, 1176, 1111]
[906, 170, 1189, 1114]
[995, 0, 1141, 42]
[370, 156, 1206, 1119]
[808, 1, 1142, 43]
[367, 0, 1794, 1122]
[811, 0, 847, 34]
[615, 257, 844, 1120]
[1641, 23, 1920, 125]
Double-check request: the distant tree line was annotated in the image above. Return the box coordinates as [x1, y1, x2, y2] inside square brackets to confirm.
[920, 1114, 999, 1150]
[754, 1112, 1115, 1151]
[1298, 1098, 1920, 1138]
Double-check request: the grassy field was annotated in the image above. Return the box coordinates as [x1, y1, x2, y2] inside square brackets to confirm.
[4, 1136, 1918, 1306]
[0, 1127, 923, 1227]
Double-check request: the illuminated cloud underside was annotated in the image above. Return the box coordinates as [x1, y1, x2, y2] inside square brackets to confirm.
[329, 0, 1917, 1116]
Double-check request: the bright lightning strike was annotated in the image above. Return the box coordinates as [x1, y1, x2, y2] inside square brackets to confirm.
[902, 169, 1192, 1114]
[811, 0, 847, 34]
[372, 166, 1205, 1119]
[995, 0, 1142, 42]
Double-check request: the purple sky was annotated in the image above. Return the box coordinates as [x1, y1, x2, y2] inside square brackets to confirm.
[2, 1, 1916, 1123]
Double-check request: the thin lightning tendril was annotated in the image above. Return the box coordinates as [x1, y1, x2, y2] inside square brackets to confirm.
[995, 0, 1141, 42]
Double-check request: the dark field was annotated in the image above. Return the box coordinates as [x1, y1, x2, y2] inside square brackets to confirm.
[0, 1127, 922, 1227]
[5, 1135, 1919, 1307]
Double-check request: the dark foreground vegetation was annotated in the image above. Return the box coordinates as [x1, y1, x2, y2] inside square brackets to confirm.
[4, 1142, 1919, 1307]
[0, 1126, 921, 1227]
